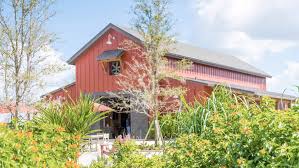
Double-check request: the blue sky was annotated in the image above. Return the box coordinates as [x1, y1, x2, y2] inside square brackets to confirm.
[46, 0, 299, 96]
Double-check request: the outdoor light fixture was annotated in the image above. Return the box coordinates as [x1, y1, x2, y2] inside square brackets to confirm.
[106, 34, 115, 45]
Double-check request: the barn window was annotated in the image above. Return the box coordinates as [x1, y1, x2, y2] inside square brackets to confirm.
[109, 61, 121, 75]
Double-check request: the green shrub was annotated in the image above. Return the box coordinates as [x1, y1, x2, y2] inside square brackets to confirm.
[161, 86, 238, 138]
[35, 94, 108, 136]
[0, 123, 81, 167]
[162, 86, 299, 167]
[91, 138, 165, 168]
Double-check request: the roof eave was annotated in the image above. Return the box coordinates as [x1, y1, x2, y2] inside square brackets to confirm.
[67, 23, 271, 78]
[188, 78, 297, 101]
[67, 23, 142, 65]
[168, 53, 272, 78]
[41, 82, 76, 98]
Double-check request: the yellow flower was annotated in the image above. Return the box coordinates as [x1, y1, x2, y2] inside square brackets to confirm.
[34, 156, 42, 162]
[26, 131, 33, 138]
[55, 127, 65, 132]
[44, 144, 51, 150]
[65, 160, 80, 168]
[31, 140, 37, 145]
[69, 144, 78, 149]
[239, 119, 250, 126]
[237, 157, 245, 165]
[15, 143, 21, 150]
[17, 131, 24, 139]
[55, 137, 63, 143]
[213, 127, 224, 135]
[74, 134, 81, 141]
[186, 152, 193, 157]
[259, 148, 266, 156]
[231, 112, 239, 117]
[240, 127, 252, 135]
[31, 146, 38, 153]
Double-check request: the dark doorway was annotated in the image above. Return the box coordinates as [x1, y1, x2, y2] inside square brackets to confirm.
[109, 112, 130, 138]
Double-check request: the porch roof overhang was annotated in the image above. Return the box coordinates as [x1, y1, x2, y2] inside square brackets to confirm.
[93, 103, 113, 112]
[187, 78, 297, 101]
[96, 49, 124, 62]
[91, 91, 131, 99]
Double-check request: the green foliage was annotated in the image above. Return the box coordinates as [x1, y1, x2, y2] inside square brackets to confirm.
[260, 96, 276, 112]
[91, 139, 165, 168]
[161, 86, 238, 138]
[162, 86, 299, 167]
[111, 140, 164, 168]
[34, 94, 108, 136]
[291, 86, 299, 112]
[292, 99, 299, 112]
[0, 123, 80, 167]
[89, 159, 107, 168]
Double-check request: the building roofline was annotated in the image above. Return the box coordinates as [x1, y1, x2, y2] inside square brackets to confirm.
[168, 54, 271, 78]
[67, 23, 270, 78]
[41, 82, 76, 98]
[67, 23, 141, 65]
[187, 78, 297, 101]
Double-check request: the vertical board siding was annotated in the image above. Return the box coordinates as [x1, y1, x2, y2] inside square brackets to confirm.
[167, 58, 266, 91]
[75, 28, 129, 95]
[47, 83, 77, 101]
[49, 27, 267, 101]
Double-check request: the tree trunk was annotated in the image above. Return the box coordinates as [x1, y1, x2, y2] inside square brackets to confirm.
[154, 115, 163, 146]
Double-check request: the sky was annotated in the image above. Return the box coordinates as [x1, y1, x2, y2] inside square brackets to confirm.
[45, 0, 299, 96]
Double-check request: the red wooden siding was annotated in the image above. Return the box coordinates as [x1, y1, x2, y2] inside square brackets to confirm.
[168, 57, 266, 91]
[46, 83, 77, 101]
[185, 80, 213, 103]
[74, 26, 266, 96]
[163, 78, 213, 104]
[75, 28, 133, 96]
[48, 26, 268, 103]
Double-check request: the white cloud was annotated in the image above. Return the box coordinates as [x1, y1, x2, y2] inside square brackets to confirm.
[196, 0, 261, 30]
[218, 31, 297, 62]
[196, 0, 299, 40]
[194, 0, 299, 94]
[0, 46, 75, 102]
[40, 47, 75, 96]
[268, 61, 299, 96]
[195, 0, 299, 63]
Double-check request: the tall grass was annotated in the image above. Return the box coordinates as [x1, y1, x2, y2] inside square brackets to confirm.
[34, 94, 108, 136]
[161, 86, 254, 138]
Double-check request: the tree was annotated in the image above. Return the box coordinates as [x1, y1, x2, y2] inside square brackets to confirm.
[113, 0, 191, 146]
[0, 0, 64, 121]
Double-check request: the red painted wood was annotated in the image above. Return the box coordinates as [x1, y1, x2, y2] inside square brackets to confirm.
[47, 83, 77, 102]
[49, 27, 268, 104]
[167, 57, 266, 91]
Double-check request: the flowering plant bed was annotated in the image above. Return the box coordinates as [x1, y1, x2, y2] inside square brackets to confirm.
[0, 123, 81, 167]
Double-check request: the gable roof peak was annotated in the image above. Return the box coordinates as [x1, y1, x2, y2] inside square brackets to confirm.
[67, 23, 271, 78]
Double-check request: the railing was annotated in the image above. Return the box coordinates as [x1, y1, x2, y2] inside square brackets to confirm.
[81, 133, 110, 152]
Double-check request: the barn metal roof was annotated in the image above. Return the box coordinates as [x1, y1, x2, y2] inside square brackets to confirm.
[67, 23, 271, 78]
[188, 78, 297, 101]
[96, 49, 124, 61]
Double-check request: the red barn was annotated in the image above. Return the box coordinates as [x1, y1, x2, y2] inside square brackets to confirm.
[45, 23, 296, 138]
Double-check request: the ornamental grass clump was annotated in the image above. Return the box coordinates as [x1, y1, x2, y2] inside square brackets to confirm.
[162, 86, 299, 167]
[34, 94, 108, 137]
